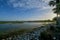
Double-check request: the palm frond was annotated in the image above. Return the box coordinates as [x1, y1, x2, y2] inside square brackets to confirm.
[54, 10, 60, 14]
[49, 1, 56, 6]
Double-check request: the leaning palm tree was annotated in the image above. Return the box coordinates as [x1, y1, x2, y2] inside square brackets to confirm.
[49, 0, 60, 25]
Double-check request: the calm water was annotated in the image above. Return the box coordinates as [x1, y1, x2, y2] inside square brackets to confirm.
[0, 22, 50, 32]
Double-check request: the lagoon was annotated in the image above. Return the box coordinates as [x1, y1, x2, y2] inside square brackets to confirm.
[0, 23, 44, 32]
[0, 22, 52, 32]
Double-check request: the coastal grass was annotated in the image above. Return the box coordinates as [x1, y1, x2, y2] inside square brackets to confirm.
[0, 28, 34, 39]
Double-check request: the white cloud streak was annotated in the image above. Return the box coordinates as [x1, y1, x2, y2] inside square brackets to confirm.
[25, 11, 56, 20]
[7, 0, 55, 20]
[0, 0, 55, 20]
[6, 0, 51, 10]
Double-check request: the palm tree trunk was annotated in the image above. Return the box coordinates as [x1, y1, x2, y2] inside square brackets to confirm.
[56, 13, 58, 25]
[56, 0, 59, 26]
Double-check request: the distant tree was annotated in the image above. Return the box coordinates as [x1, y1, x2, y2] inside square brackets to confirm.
[49, 0, 60, 25]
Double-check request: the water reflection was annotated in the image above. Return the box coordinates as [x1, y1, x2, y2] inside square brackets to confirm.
[0, 22, 53, 32]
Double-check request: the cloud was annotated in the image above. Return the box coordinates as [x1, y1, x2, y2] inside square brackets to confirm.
[42, 11, 56, 20]
[0, 0, 52, 10]
[0, 0, 55, 20]
[25, 10, 56, 21]
[42, 0, 50, 3]
[5, 0, 51, 10]
[7, 0, 41, 8]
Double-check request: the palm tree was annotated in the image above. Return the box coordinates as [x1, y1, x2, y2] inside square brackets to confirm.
[49, 0, 60, 25]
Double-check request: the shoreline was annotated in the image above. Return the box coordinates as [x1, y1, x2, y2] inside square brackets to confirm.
[0, 28, 35, 39]
[0, 24, 49, 40]
[0, 23, 53, 40]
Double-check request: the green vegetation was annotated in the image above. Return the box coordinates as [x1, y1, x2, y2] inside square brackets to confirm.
[39, 17, 60, 40]
[25, 20, 54, 22]
[40, 31, 53, 40]
[0, 20, 54, 24]
[40, 1, 60, 39]
[0, 28, 34, 39]
[40, 25, 60, 40]
[49, 0, 60, 25]
[0, 21, 24, 24]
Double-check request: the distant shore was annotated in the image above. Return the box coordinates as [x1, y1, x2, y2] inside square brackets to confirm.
[0, 21, 24, 24]
[0, 20, 54, 24]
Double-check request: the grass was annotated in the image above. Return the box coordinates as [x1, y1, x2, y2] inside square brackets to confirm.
[40, 24, 60, 40]
[0, 28, 34, 39]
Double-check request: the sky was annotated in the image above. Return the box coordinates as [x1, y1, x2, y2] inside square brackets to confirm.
[0, 0, 56, 21]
